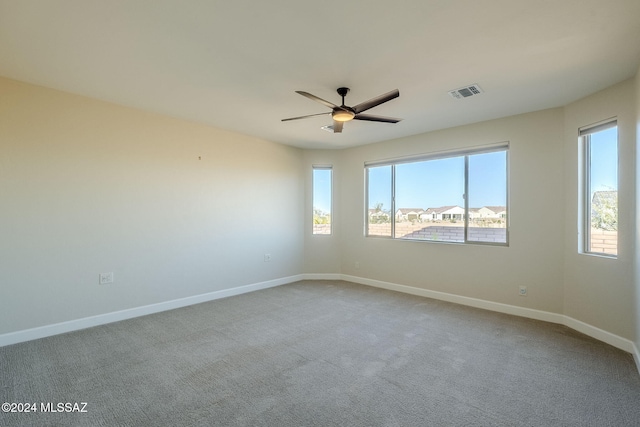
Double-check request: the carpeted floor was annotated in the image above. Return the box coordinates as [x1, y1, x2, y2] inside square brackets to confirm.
[1, 280, 639, 426]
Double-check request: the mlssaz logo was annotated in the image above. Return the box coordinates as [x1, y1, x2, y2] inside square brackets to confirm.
[40, 402, 88, 413]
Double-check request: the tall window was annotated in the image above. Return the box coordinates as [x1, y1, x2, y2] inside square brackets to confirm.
[581, 120, 618, 256]
[312, 166, 332, 235]
[366, 144, 508, 245]
[366, 165, 392, 237]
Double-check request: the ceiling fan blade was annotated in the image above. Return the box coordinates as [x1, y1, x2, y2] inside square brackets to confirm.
[296, 91, 340, 109]
[332, 120, 344, 133]
[281, 112, 330, 122]
[352, 89, 399, 114]
[353, 113, 402, 123]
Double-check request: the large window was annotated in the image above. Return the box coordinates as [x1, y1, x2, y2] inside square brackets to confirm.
[366, 144, 508, 245]
[580, 120, 618, 257]
[312, 166, 332, 235]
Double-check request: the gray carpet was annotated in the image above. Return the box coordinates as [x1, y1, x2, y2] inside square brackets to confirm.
[1, 280, 639, 426]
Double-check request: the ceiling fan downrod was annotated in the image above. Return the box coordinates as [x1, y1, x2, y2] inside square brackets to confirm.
[337, 87, 350, 106]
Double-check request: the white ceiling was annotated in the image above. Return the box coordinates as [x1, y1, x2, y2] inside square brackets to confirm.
[1, 1, 639, 149]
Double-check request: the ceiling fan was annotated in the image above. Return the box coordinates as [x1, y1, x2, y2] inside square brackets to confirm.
[282, 87, 401, 133]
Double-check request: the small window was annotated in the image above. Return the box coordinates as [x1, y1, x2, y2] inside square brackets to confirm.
[580, 120, 618, 256]
[312, 166, 332, 235]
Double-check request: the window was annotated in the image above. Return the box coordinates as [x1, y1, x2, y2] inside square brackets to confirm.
[312, 166, 332, 235]
[580, 120, 618, 256]
[366, 144, 508, 245]
[467, 151, 508, 243]
[366, 165, 392, 237]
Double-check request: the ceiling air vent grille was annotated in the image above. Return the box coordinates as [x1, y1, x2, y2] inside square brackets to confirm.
[448, 84, 483, 100]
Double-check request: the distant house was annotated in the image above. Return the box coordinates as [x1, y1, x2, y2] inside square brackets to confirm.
[395, 208, 424, 221]
[369, 208, 390, 221]
[420, 208, 436, 221]
[468, 207, 481, 219]
[398, 205, 506, 222]
[421, 205, 464, 221]
[477, 206, 507, 219]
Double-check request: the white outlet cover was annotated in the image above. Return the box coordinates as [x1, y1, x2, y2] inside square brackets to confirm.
[99, 272, 114, 285]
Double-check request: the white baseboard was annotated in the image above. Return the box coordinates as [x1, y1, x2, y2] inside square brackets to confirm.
[301, 273, 342, 281]
[633, 342, 640, 376]
[0, 274, 303, 347]
[3, 273, 639, 376]
[561, 316, 636, 354]
[340, 274, 638, 359]
[341, 274, 565, 324]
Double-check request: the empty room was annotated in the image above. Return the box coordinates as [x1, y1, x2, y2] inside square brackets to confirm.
[1, 1, 640, 426]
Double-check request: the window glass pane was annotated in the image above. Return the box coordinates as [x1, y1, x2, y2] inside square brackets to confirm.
[586, 126, 617, 255]
[367, 165, 392, 237]
[395, 157, 464, 242]
[312, 168, 332, 235]
[468, 151, 508, 243]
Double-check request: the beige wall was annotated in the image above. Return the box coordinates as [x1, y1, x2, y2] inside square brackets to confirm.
[302, 149, 342, 274]
[563, 78, 636, 340]
[636, 68, 640, 353]
[2, 72, 638, 351]
[333, 109, 566, 313]
[303, 78, 638, 344]
[0, 77, 305, 335]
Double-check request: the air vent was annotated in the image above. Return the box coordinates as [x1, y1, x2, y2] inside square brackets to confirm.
[448, 84, 484, 100]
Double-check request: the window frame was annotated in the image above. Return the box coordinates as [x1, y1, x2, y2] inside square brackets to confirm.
[365, 143, 509, 246]
[579, 119, 618, 258]
[312, 165, 333, 235]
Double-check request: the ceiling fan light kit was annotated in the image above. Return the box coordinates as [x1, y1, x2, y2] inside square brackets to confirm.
[282, 87, 401, 133]
[332, 109, 355, 122]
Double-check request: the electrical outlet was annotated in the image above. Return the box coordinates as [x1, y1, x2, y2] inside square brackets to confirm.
[355, 261, 360, 269]
[519, 285, 527, 296]
[264, 253, 271, 262]
[99, 272, 114, 285]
